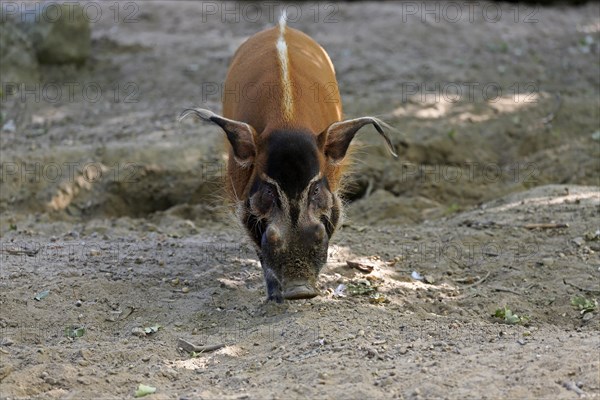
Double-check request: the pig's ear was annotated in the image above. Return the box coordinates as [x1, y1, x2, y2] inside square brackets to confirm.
[317, 117, 398, 163]
[180, 108, 256, 166]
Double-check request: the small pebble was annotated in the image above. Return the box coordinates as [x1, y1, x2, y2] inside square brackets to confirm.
[77, 377, 91, 385]
[2, 120, 16, 133]
[79, 349, 91, 360]
[44, 376, 58, 385]
[131, 327, 146, 337]
[366, 347, 379, 358]
[378, 377, 393, 387]
[541, 258, 554, 266]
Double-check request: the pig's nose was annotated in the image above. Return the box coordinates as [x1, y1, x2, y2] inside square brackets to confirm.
[283, 280, 319, 300]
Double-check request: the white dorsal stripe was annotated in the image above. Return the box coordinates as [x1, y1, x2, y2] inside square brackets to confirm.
[276, 11, 293, 121]
[278, 10, 286, 35]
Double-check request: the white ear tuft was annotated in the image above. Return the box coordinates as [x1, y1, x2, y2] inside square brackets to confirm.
[179, 108, 217, 123]
[321, 116, 399, 162]
[179, 108, 257, 166]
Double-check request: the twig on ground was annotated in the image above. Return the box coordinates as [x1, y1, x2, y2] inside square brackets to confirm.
[177, 338, 225, 353]
[0, 247, 39, 256]
[490, 286, 522, 295]
[464, 271, 491, 288]
[563, 279, 600, 294]
[121, 306, 136, 320]
[523, 223, 568, 230]
[454, 277, 476, 284]
[562, 381, 585, 397]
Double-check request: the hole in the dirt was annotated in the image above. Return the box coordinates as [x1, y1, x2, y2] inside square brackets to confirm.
[46, 167, 226, 220]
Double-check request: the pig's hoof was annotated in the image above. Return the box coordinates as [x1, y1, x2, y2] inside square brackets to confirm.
[283, 283, 319, 300]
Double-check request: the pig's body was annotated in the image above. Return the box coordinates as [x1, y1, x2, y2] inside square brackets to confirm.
[222, 22, 344, 201]
[181, 15, 396, 302]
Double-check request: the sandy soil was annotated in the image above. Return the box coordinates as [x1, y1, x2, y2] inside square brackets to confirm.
[1, 1, 599, 399]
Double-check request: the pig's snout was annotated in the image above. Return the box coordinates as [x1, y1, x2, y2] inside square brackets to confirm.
[283, 279, 319, 300]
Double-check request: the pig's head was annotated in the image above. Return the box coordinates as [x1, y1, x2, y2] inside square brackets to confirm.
[180, 109, 396, 302]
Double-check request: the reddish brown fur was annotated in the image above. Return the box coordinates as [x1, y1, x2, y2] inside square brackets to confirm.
[222, 25, 345, 203]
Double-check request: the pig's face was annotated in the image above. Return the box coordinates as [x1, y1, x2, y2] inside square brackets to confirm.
[242, 130, 341, 302]
[180, 108, 397, 302]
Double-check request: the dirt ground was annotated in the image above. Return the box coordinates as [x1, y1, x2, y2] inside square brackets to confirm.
[1, 1, 599, 399]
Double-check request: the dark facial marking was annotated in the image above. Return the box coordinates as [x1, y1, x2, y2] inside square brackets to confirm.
[244, 199, 266, 247]
[290, 203, 300, 227]
[250, 179, 281, 213]
[321, 202, 339, 239]
[266, 130, 320, 200]
[309, 178, 329, 210]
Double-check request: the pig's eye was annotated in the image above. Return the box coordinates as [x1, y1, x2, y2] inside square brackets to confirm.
[310, 181, 327, 209]
[256, 184, 276, 214]
[263, 186, 275, 202]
